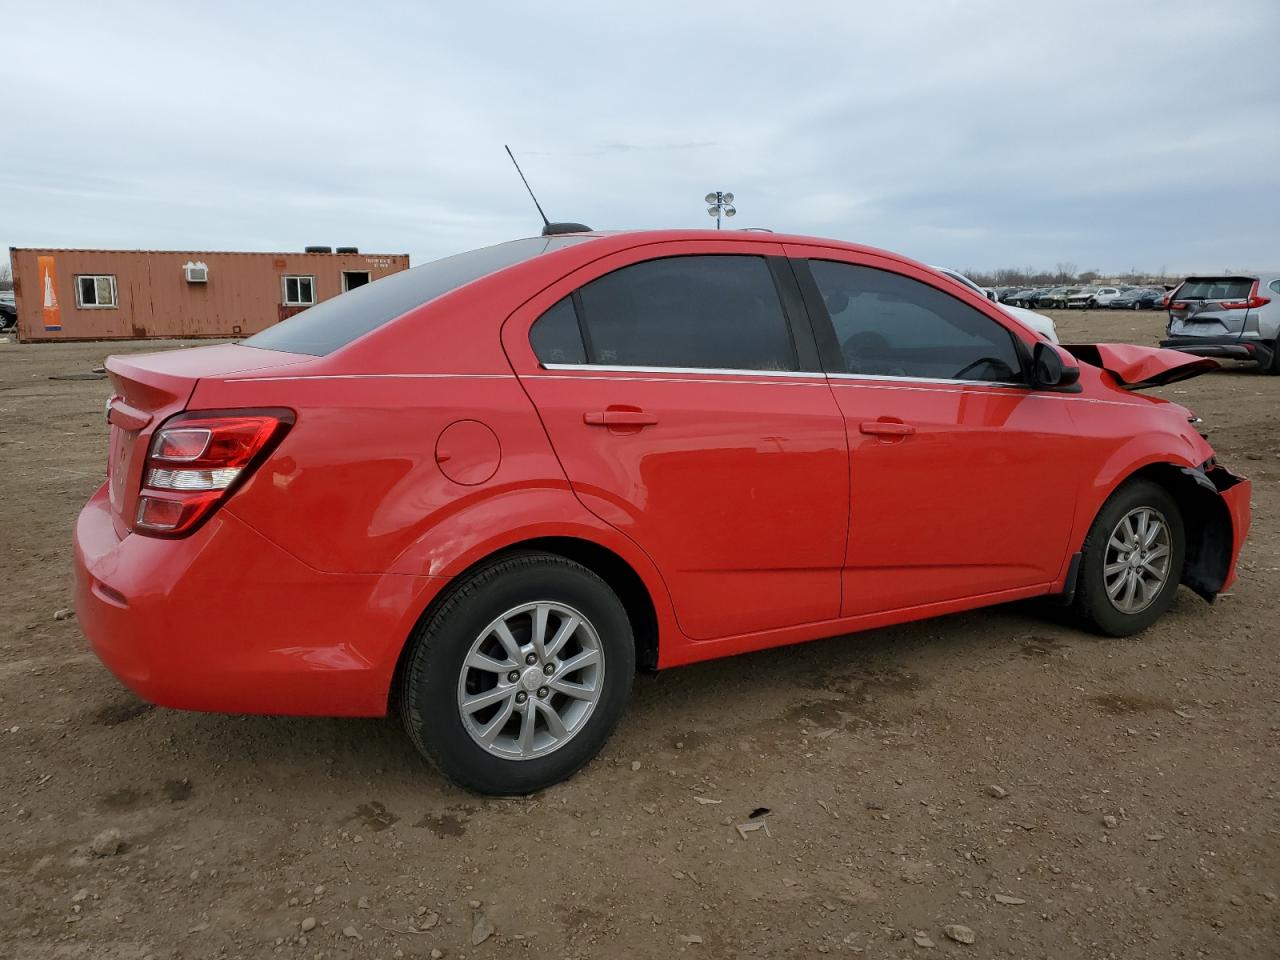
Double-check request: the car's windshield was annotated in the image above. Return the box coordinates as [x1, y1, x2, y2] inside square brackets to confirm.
[244, 235, 594, 356]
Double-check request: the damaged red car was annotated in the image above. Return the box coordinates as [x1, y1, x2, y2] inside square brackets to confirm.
[74, 229, 1251, 794]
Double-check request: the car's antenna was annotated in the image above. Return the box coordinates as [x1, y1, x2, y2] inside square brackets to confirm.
[504, 145, 593, 237]
[505, 145, 551, 231]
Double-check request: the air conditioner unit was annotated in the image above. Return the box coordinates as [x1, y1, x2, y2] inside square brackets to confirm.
[184, 261, 208, 283]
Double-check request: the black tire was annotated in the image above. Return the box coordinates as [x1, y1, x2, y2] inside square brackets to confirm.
[399, 551, 635, 795]
[1266, 342, 1280, 376]
[1133, 301, 1141, 311]
[1072, 480, 1185, 637]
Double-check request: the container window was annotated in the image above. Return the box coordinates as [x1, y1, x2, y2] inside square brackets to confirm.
[75, 275, 117, 309]
[282, 276, 316, 306]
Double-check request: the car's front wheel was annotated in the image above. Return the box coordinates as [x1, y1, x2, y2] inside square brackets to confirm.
[399, 552, 635, 794]
[1072, 480, 1185, 636]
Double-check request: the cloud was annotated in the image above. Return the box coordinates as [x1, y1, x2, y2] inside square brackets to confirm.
[2, 0, 1277, 273]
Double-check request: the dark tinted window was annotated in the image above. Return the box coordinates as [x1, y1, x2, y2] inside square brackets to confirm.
[577, 255, 796, 371]
[809, 260, 1024, 383]
[529, 296, 586, 364]
[1176, 278, 1255, 301]
[244, 236, 592, 356]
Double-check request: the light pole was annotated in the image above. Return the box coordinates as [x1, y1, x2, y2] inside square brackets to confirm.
[705, 191, 736, 230]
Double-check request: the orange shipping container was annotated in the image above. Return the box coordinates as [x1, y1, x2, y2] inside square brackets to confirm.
[9, 247, 410, 342]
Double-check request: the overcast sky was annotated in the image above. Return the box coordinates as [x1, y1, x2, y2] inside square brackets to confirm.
[3, 0, 1277, 276]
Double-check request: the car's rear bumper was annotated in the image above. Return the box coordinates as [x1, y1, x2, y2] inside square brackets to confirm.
[74, 483, 446, 716]
[1160, 335, 1274, 367]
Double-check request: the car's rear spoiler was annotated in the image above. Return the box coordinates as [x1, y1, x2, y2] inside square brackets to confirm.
[1061, 343, 1219, 390]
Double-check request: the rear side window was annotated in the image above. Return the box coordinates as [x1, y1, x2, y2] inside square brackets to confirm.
[1176, 278, 1255, 301]
[575, 255, 797, 371]
[809, 260, 1024, 383]
[245, 236, 591, 356]
[529, 297, 586, 364]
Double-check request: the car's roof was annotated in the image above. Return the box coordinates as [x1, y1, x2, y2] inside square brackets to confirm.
[547, 227, 904, 255]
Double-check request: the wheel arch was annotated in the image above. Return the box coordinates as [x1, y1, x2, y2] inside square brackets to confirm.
[1098, 460, 1238, 601]
[387, 534, 665, 715]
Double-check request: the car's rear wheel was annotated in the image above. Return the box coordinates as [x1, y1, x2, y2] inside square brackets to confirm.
[1133, 301, 1141, 310]
[1266, 342, 1280, 375]
[1072, 480, 1185, 636]
[399, 552, 635, 795]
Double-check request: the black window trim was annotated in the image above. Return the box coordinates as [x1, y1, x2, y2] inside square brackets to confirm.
[532, 251, 824, 377]
[790, 256, 1033, 389]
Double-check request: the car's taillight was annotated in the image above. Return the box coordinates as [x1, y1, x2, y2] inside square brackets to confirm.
[1220, 281, 1270, 311]
[135, 409, 293, 537]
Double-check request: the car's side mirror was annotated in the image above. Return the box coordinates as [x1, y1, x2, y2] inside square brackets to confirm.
[1032, 341, 1080, 389]
[986, 290, 997, 302]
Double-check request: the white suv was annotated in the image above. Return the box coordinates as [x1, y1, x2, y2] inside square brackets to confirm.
[1068, 286, 1124, 309]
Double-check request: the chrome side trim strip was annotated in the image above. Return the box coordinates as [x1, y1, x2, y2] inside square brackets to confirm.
[542, 363, 823, 378]
[826, 372, 1027, 389]
[232, 373, 515, 383]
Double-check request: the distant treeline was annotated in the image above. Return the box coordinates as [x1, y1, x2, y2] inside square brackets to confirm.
[960, 264, 1176, 287]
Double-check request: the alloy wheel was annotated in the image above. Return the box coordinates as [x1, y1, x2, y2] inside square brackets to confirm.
[456, 601, 605, 760]
[1103, 506, 1172, 614]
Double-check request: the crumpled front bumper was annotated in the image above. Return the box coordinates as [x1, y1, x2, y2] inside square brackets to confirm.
[1213, 467, 1251, 594]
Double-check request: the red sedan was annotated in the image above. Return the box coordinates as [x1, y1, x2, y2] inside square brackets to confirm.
[75, 229, 1251, 794]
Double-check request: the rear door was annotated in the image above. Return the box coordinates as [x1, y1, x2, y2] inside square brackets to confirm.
[786, 245, 1082, 616]
[503, 240, 849, 641]
[1167, 276, 1260, 338]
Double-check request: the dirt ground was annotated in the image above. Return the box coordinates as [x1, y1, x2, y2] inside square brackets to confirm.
[2, 310, 1277, 960]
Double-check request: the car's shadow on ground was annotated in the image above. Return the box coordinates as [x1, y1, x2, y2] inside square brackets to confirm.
[83, 591, 1203, 806]
[81, 580, 1229, 820]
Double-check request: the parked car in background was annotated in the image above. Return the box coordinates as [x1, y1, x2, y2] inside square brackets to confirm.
[0, 292, 16, 330]
[1085, 286, 1125, 308]
[74, 228, 1250, 794]
[1161, 273, 1280, 374]
[1031, 287, 1068, 309]
[1109, 288, 1164, 310]
[934, 268, 1059, 342]
[1065, 287, 1097, 309]
[1060, 287, 1093, 309]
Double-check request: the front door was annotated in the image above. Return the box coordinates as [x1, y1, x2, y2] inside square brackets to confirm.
[788, 246, 1082, 616]
[505, 242, 849, 641]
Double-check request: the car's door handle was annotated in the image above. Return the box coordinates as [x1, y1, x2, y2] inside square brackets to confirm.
[859, 420, 915, 437]
[584, 409, 659, 428]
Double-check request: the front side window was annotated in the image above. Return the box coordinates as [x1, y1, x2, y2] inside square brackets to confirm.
[575, 255, 796, 371]
[76, 275, 117, 308]
[282, 275, 316, 306]
[808, 260, 1024, 383]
